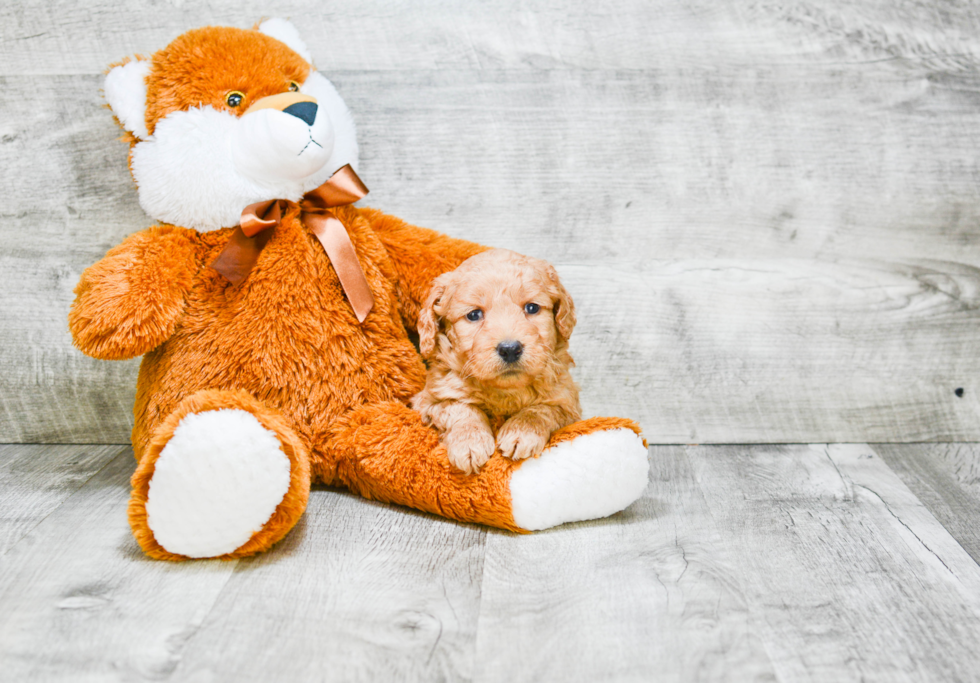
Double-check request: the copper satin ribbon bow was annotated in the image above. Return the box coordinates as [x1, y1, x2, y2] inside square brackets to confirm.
[210, 165, 374, 322]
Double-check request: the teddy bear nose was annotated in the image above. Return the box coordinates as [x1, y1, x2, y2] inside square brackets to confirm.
[283, 101, 318, 126]
[496, 340, 524, 364]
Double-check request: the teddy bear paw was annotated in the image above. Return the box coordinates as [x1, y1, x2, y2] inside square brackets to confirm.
[143, 409, 293, 558]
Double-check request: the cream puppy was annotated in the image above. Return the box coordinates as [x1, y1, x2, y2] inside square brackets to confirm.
[412, 249, 581, 473]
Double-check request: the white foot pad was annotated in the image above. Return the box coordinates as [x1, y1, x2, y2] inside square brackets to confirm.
[510, 428, 649, 531]
[145, 409, 292, 558]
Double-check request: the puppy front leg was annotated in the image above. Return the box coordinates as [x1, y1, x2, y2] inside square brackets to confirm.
[421, 400, 496, 474]
[498, 404, 576, 461]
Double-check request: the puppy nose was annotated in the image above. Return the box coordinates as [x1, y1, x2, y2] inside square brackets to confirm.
[283, 101, 318, 126]
[496, 340, 524, 364]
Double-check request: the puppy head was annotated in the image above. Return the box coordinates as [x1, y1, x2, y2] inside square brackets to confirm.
[103, 19, 359, 231]
[419, 249, 576, 389]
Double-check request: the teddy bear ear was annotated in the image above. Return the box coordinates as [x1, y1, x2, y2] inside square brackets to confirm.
[258, 18, 313, 64]
[104, 59, 151, 140]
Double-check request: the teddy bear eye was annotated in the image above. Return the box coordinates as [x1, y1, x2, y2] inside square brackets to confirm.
[465, 309, 484, 322]
[225, 91, 245, 108]
[524, 303, 541, 315]
[288, 81, 300, 92]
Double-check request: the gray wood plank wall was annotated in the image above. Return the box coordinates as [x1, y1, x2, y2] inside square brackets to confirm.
[3, 1, 980, 443]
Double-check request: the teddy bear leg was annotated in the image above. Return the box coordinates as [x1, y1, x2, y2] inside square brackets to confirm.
[331, 402, 649, 532]
[129, 389, 311, 560]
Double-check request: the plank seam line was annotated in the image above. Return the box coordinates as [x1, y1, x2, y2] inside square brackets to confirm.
[677, 444, 784, 678]
[854, 482, 959, 576]
[821, 446, 852, 498]
[156, 555, 242, 670]
[466, 527, 495, 667]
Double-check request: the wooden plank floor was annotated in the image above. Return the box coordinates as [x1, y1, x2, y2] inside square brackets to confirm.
[3, 442, 980, 682]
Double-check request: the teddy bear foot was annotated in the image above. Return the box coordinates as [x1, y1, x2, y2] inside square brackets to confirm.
[129, 390, 311, 560]
[508, 418, 650, 531]
[144, 409, 292, 558]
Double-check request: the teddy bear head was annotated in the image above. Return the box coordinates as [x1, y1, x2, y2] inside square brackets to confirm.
[104, 19, 359, 231]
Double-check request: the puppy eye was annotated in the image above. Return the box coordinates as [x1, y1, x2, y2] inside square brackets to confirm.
[288, 80, 300, 92]
[524, 303, 541, 315]
[465, 309, 484, 322]
[225, 91, 245, 108]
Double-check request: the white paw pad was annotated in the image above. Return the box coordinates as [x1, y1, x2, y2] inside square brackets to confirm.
[145, 409, 292, 558]
[509, 428, 649, 531]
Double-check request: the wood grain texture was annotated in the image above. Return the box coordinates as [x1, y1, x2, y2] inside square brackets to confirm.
[167, 495, 486, 683]
[0, 75, 144, 443]
[473, 446, 777, 683]
[4, 443, 980, 681]
[689, 443, 980, 683]
[571, 260, 980, 442]
[874, 443, 980, 566]
[4, 1, 980, 75]
[0, 443, 487, 682]
[0, 444, 122, 555]
[0, 449, 242, 682]
[4, 1, 980, 443]
[0, 1, 878, 75]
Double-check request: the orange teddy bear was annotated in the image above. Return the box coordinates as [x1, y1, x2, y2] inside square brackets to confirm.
[68, 19, 649, 560]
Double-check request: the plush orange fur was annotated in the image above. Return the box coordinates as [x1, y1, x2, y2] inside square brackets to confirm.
[332, 402, 522, 531]
[412, 250, 581, 473]
[69, 226, 199, 360]
[128, 388, 311, 560]
[144, 27, 311, 135]
[549, 416, 646, 447]
[333, 409, 642, 533]
[71, 24, 644, 560]
[118, 204, 485, 484]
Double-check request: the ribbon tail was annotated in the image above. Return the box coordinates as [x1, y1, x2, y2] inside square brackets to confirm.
[210, 226, 274, 286]
[308, 215, 375, 322]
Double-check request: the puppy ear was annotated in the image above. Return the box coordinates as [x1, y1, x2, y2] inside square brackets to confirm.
[546, 265, 576, 341]
[258, 18, 314, 64]
[418, 280, 446, 358]
[104, 58, 151, 140]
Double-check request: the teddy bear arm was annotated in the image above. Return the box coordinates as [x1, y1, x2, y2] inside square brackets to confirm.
[359, 208, 490, 330]
[69, 226, 201, 361]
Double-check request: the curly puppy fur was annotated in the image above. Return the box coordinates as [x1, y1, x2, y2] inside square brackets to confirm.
[412, 249, 581, 473]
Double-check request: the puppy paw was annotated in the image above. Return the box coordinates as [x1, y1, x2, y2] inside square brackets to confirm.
[497, 419, 550, 461]
[444, 425, 496, 474]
